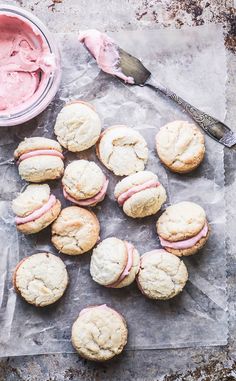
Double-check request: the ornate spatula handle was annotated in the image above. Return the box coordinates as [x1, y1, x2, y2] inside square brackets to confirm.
[145, 78, 236, 148]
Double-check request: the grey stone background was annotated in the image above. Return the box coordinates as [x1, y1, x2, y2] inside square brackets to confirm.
[1, 0, 236, 380]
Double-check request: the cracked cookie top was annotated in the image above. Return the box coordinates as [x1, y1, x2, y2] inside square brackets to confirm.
[114, 170, 167, 218]
[51, 206, 100, 255]
[156, 120, 205, 173]
[12, 184, 51, 217]
[13, 252, 68, 307]
[54, 101, 102, 152]
[137, 249, 188, 300]
[71, 305, 128, 361]
[14, 137, 64, 183]
[90, 237, 128, 285]
[62, 160, 105, 200]
[14, 137, 63, 158]
[97, 125, 148, 176]
[90, 237, 140, 288]
[157, 201, 206, 241]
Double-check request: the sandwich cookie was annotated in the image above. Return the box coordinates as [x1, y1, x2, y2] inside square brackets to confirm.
[96, 125, 148, 176]
[114, 170, 167, 218]
[13, 252, 68, 307]
[156, 120, 205, 173]
[12, 184, 61, 234]
[54, 101, 102, 152]
[71, 304, 128, 361]
[137, 249, 188, 300]
[62, 160, 108, 207]
[90, 237, 140, 288]
[157, 201, 209, 256]
[14, 137, 64, 182]
[51, 206, 100, 255]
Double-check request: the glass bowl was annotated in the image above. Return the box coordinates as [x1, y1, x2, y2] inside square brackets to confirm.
[0, 4, 61, 126]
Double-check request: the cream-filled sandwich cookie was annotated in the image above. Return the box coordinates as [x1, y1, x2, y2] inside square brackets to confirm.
[156, 120, 205, 173]
[54, 101, 102, 152]
[51, 206, 100, 255]
[71, 304, 128, 361]
[12, 184, 61, 234]
[90, 237, 140, 288]
[137, 249, 188, 300]
[13, 253, 68, 307]
[62, 160, 108, 207]
[14, 137, 64, 182]
[157, 201, 209, 256]
[96, 125, 148, 176]
[114, 170, 167, 218]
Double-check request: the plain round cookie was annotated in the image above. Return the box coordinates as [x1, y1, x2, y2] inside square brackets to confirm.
[137, 249, 188, 300]
[97, 125, 148, 176]
[51, 206, 100, 255]
[156, 121, 205, 173]
[13, 253, 68, 307]
[54, 101, 102, 152]
[114, 171, 167, 218]
[62, 160, 105, 200]
[14, 137, 64, 183]
[90, 237, 140, 288]
[71, 305, 128, 361]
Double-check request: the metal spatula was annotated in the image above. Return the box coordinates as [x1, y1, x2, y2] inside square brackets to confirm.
[118, 47, 236, 148]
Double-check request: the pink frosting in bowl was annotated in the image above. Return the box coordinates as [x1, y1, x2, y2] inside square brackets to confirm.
[0, 5, 61, 126]
[159, 223, 208, 250]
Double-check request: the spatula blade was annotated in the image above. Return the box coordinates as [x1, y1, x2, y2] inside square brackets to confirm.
[118, 48, 151, 85]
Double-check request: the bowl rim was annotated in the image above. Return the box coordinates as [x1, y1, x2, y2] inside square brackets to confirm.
[0, 4, 61, 127]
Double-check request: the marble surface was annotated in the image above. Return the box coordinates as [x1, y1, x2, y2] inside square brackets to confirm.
[1, 1, 236, 380]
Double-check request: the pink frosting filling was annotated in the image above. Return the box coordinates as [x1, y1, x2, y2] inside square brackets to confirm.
[63, 178, 109, 206]
[108, 242, 134, 288]
[79, 304, 108, 316]
[159, 223, 208, 250]
[140, 249, 165, 262]
[15, 194, 56, 225]
[0, 14, 55, 114]
[117, 179, 160, 206]
[79, 29, 134, 84]
[18, 149, 64, 163]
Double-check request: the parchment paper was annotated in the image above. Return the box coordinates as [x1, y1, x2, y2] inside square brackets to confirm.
[0, 24, 228, 356]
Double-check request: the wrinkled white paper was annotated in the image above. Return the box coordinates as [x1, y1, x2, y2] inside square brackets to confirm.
[0, 24, 228, 356]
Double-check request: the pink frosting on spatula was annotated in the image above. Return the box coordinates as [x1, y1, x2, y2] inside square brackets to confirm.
[79, 29, 134, 84]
